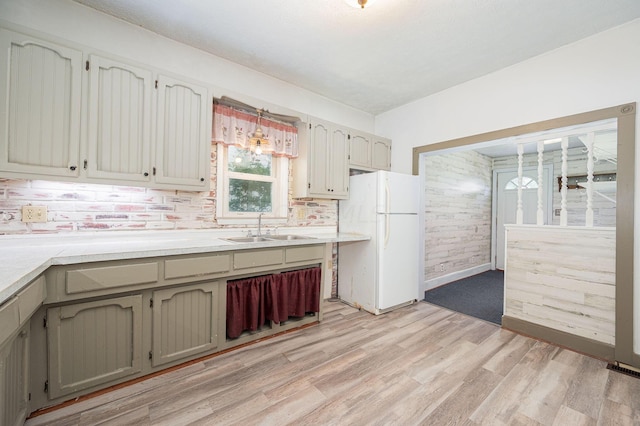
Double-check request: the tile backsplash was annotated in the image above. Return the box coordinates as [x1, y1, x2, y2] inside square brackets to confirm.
[0, 144, 337, 234]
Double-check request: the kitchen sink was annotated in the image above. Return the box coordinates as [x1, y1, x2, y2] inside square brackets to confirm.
[266, 235, 315, 240]
[222, 235, 316, 243]
[223, 236, 272, 243]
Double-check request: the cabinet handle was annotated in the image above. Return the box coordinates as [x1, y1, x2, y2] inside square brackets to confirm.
[69, 166, 77, 171]
[144, 172, 149, 177]
[200, 177, 205, 182]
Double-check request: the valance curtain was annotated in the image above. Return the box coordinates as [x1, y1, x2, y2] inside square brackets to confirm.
[212, 104, 299, 158]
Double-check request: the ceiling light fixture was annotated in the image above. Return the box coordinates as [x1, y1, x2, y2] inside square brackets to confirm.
[249, 109, 268, 155]
[344, 0, 377, 9]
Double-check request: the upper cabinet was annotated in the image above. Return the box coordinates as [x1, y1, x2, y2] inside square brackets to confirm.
[349, 130, 391, 171]
[293, 118, 349, 199]
[86, 54, 153, 183]
[0, 27, 211, 191]
[154, 75, 210, 188]
[0, 29, 82, 178]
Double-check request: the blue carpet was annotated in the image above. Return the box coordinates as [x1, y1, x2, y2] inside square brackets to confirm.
[423, 270, 504, 325]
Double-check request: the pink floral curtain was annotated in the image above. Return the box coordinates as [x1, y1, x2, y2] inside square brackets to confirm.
[212, 104, 299, 158]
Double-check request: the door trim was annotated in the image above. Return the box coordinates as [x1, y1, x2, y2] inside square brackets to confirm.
[413, 103, 636, 368]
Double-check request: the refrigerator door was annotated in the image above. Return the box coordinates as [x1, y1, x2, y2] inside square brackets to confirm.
[376, 171, 419, 214]
[377, 212, 419, 310]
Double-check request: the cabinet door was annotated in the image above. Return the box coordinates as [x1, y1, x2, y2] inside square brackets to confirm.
[308, 121, 331, 196]
[0, 29, 81, 178]
[349, 132, 372, 169]
[154, 75, 210, 189]
[86, 55, 152, 182]
[329, 127, 349, 198]
[0, 324, 29, 426]
[151, 281, 219, 367]
[372, 137, 392, 170]
[47, 295, 143, 399]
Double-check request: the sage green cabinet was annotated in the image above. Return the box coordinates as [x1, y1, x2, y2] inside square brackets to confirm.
[151, 281, 221, 367]
[46, 295, 143, 399]
[0, 28, 82, 179]
[349, 130, 392, 171]
[0, 323, 29, 426]
[293, 118, 349, 199]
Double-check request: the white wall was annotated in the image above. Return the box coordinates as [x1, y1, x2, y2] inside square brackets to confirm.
[375, 19, 640, 354]
[0, 0, 375, 132]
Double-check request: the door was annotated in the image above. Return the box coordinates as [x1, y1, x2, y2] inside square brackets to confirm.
[376, 171, 419, 214]
[155, 75, 210, 189]
[152, 281, 219, 367]
[349, 132, 371, 169]
[377, 213, 419, 310]
[47, 295, 143, 399]
[494, 166, 552, 269]
[86, 54, 152, 182]
[0, 29, 82, 177]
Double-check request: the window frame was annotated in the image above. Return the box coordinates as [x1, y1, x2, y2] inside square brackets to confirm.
[215, 143, 288, 225]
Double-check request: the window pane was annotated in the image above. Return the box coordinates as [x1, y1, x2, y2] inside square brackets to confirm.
[229, 178, 272, 212]
[228, 146, 272, 176]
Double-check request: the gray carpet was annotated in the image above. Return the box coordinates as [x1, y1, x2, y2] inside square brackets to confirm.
[423, 270, 504, 324]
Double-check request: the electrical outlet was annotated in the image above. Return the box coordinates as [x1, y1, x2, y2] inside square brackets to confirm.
[297, 209, 306, 220]
[22, 205, 48, 223]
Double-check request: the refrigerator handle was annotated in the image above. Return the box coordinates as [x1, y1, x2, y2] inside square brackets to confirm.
[385, 214, 390, 248]
[384, 182, 391, 247]
[385, 182, 390, 214]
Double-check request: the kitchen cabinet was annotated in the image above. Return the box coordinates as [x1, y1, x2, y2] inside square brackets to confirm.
[154, 75, 210, 189]
[86, 54, 153, 183]
[0, 323, 29, 426]
[0, 28, 82, 179]
[349, 130, 392, 171]
[349, 132, 372, 169]
[46, 295, 144, 399]
[292, 118, 349, 199]
[371, 137, 392, 170]
[151, 281, 221, 367]
[0, 26, 211, 191]
[0, 275, 45, 426]
[27, 243, 325, 410]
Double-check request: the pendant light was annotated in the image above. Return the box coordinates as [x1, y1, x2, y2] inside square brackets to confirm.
[249, 110, 268, 155]
[344, 0, 377, 9]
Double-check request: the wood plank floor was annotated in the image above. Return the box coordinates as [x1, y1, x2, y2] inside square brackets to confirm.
[26, 301, 640, 426]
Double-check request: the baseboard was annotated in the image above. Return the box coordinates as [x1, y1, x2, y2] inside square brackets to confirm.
[422, 263, 492, 293]
[502, 315, 615, 361]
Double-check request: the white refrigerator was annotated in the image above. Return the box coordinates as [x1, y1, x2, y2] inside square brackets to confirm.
[338, 170, 419, 315]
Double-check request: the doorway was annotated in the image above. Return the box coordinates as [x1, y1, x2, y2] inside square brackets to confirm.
[492, 165, 553, 269]
[414, 103, 636, 368]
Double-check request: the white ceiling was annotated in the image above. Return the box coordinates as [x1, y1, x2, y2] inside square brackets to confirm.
[73, 0, 640, 115]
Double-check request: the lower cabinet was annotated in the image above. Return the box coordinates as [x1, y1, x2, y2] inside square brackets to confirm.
[151, 282, 220, 367]
[46, 295, 143, 399]
[0, 323, 29, 426]
[226, 267, 321, 341]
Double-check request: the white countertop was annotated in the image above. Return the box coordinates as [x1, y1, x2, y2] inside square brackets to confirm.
[0, 227, 369, 306]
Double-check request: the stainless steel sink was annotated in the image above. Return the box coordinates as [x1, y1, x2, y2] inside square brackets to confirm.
[267, 235, 315, 240]
[223, 236, 272, 243]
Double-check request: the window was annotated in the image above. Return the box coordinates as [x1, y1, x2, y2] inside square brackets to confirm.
[216, 144, 288, 223]
[504, 176, 538, 190]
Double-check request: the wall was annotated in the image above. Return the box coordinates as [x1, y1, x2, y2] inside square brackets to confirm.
[505, 226, 616, 345]
[376, 18, 640, 355]
[423, 150, 492, 289]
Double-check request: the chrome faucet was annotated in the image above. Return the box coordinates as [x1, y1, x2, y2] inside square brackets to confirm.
[257, 213, 263, 236]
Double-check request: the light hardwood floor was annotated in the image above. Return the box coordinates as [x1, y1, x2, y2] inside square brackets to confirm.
[26, 301, 640, 425]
